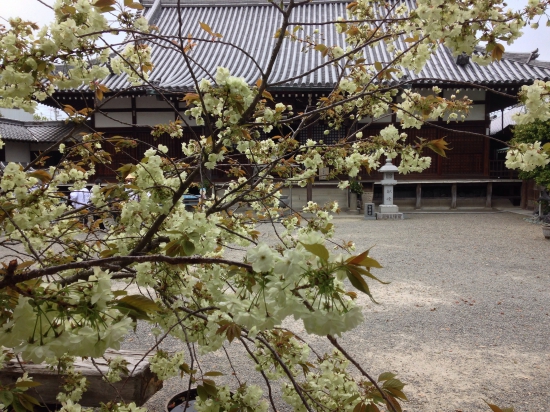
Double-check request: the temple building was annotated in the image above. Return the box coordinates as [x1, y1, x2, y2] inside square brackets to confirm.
[40, 0, 550, 209]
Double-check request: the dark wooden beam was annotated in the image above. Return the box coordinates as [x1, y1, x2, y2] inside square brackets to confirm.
[416, 183, 422, 209]
[451, 183, 457, 209]
[486, 182, 492, 208]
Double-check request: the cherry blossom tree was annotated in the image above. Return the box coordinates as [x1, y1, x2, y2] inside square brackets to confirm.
[0, 0, 549, 411]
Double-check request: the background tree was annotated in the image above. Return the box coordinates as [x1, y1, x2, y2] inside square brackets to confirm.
[511, 120, 550, 189]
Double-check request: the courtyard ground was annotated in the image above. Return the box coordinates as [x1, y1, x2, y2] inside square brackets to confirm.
[120, 211, 550, 411]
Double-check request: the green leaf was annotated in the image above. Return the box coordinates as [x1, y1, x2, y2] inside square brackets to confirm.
[198, 21, 221, 37]
[18, 393, 34, 411]
[182, 240, 195, 256]
[385, 395, 402, 412]
[0, 391, 14, 407]
[11, 398, 27, 412]
[386, 388, 408, 401]
[15, 261, 35, 273]
[116, 164, 137, 179]
[315, 44, 327, 52]
[165, 240, 183, 257]
[165, 239, 195, 257]
[118, 295, 160, 313]
[357, 256, 383, 269]
[226, 324, 241, 343]
[353, 403, 367, 412]
[300, 242, 329, 261]
[484, 401, 513, 412]
[378, 372, 396, 381]
[94, 0, 116, 7]
[196, 385, 208, 401]
[344, 394, 360, 405]
[0, 202, 18, 212]
[20, 393, 41, 407]
[320, 223, 333, 234]
[365, 404, 380, 412]
[199, 21, 213, 35]
[113, 303, 150, 321]
[202, 380, 218, 397]
[347, 265, 389, 285]
[426, 137, 450, 157]
[127, 2, 144, 10]
[204, 371, 224, 376]
[542, 142, 550, 153]
[491, 43, 505, 61]
[374, 61, 383, 72]
[262, 90, 274, 101]
[382, 378, 405, 391]
[28, 170, 52, 184]
[346, 268, 377, 303]
[347, 250, 383, 268]
[100, 249, 117, 258]
[15, 381, 41, 388]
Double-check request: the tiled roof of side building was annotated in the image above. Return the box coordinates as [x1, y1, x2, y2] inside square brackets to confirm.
[0, 119, 88, 143]
[83, 0, 550, 92]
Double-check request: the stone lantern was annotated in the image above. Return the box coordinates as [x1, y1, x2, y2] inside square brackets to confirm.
[376, 159, 403, 220]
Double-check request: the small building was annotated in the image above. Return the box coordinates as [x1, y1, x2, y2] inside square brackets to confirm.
[0, 118, 79, 167]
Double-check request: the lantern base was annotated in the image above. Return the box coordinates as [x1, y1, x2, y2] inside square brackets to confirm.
[376, 212, 404, 220]
[379, 204, 399, 213]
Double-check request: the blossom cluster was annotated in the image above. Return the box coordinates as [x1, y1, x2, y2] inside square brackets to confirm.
[149, 350, 186, 380]
[505, 142, 550, 172]
[194, 384, 268, 412]
[514, 80, 550, 124]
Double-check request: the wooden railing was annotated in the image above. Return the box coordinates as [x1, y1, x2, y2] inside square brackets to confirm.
[489, 160, 519, 178]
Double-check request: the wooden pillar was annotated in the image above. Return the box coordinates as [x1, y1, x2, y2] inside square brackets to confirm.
[131, 95, 137, 126]
[486, 182, 492, 208]
[451, 183, 457, 209]
[416, 183, 422, 209]
[306, 180, 313, 202]
[483, 135, 490, 176]
[520, 180, 527, 209]
[306, 115, 313, 203]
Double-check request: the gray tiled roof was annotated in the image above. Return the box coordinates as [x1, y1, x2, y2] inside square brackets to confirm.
[0, 119, 84, 143]
[95, 0, 550, 92]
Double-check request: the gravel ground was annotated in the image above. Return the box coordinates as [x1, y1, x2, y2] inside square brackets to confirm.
[121, 211, 550, 412]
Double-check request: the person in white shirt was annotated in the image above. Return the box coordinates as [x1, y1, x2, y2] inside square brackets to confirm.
[70, 186, 91, 225]
[69, 187, 90, 208]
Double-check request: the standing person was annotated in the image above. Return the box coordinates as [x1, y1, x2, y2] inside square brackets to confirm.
[69, 186, 91, 224]
[125, 174, 139, 201]
[91, 179, 106, 230]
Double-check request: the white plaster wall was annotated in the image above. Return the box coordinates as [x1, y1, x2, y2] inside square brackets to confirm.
[135, 96, 172, 109]
[5, 142, 30, 163]
[97, 97, 132, 109]
[177, 113, 198, 127]
[442, 104, 485, 121]
[466, 104, 486, 120]
[95, 112, 133, 128]
[0, 108, 34, 121]
[30, 143, 51, 151]
[136, 111, 175, 126]
[443, 89, 486, 100]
